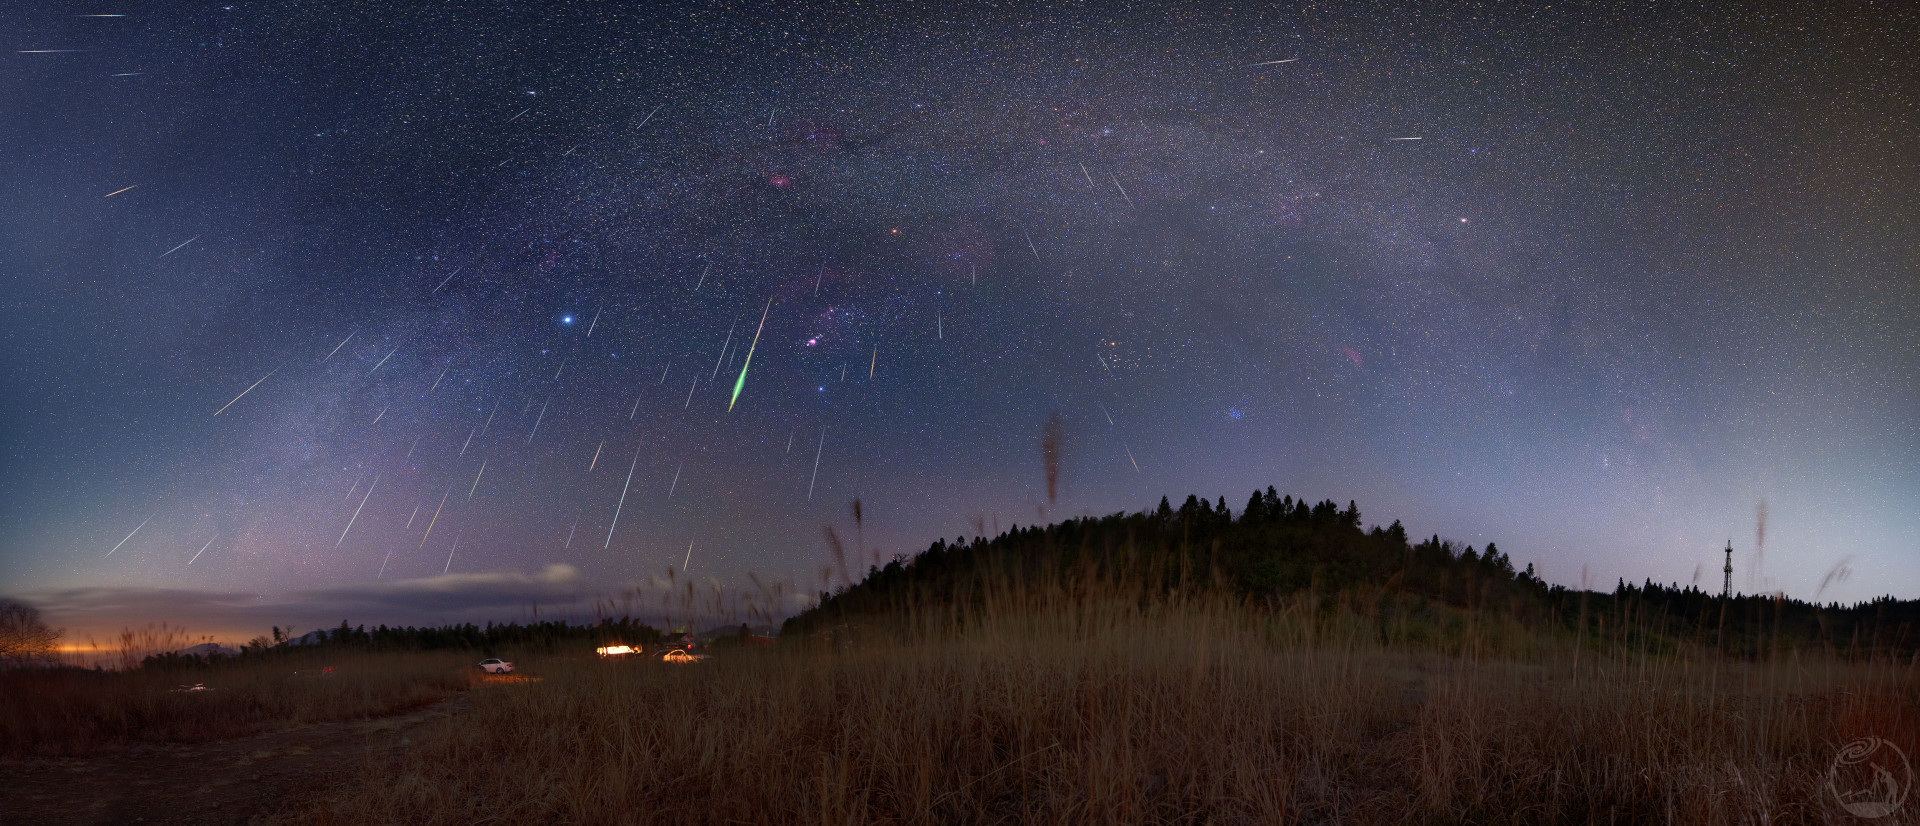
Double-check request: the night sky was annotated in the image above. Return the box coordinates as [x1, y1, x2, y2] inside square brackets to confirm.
[4, 2, 1916, 640]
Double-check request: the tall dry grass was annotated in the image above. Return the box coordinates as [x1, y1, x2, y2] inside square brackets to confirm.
[0, 647, 477, 757]
[285, 575, 1918, 825]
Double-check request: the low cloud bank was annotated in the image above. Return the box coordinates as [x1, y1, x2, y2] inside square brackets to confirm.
[296, 563, 588, 614]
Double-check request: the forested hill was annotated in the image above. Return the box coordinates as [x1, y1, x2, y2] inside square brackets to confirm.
[782, 488, 1920, 658]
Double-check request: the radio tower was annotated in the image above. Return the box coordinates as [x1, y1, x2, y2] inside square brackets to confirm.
[1721, 540, 1733, 599]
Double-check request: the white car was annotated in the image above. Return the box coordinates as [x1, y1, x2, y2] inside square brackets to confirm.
[478, 658, 514, 674]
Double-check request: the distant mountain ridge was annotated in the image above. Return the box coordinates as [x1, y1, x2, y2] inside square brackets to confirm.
[280, 630, 330, 647]
[174, 642, 239, 658]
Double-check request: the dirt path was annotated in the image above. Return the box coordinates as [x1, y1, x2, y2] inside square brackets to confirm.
[0, 693, 471, 826]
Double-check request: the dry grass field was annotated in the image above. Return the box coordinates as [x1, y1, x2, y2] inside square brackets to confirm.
[274, 582, 1918, 825]
[0, 646, 476, 759]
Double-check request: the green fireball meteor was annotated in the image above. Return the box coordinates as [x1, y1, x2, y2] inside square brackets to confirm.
[729, 297, 773, 412]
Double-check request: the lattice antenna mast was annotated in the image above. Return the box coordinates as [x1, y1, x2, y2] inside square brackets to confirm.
[1722, 540, 1734, 599]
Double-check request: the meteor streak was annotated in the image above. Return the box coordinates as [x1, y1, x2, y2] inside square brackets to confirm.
[213, 368, 277, 416]
[405, 504, 421, 529]
[508, 108, 530, 122]
[429, 367, 448, 392]
[586, 305, 602, 336]
[711, 322, 735, 381]
[406, 436, 421, 459]
[480, 398, 500, 436]
[1024, 230, 1040, 261]
[685, 376, 698, 408]
[443, 531, 462, 574]
[807, 428, 825, 500]
[526, 397, 549, 443]
[606, 448, 640, 548]
[188, 533, 216, 565]
[683, 540, 694, 571]
[870, 345, 876, 378]
[729, 297, 773, 412]
[1246, 58, 1298, 66]
[367, 347, 396, 376]
[1080, 162, 1096, 188]
[104, 184, 138, 198]
[554, 355, 570, 380]
[418, 485, 451, 548]
[370, 404, 388, 425]
[636, 103, 662, 129]
[323, 330, 355, 361]
[1124, 445, 1140, 473]
[694, 262, 710, 291]
[430, 266, 462, 294]
[158, 235, 199, 258]
[460, 427, 476, 456]
[659, 362, 671, 383]
[589, 440, 604, 471]
[564, 520, 577, 549]
[338, 474, 379, 546]
[468, 459, 486, 498]
[667, 462, 682, 499]
[1386, 136, 1422, 140]
[1111, 175, 1133, 208]
[629, 391, 643, 420]
[105, 513, 154, 557]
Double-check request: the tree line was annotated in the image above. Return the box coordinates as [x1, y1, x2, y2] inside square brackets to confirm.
[784, 488, 1920, 659]
[0, 599, 62, 669]
[132, 617, 669, 670]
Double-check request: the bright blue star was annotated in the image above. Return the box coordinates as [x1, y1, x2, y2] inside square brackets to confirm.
[561, 315, 574, 325]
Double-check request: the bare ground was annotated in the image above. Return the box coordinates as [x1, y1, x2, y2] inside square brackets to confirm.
[0, 693, 473, 826]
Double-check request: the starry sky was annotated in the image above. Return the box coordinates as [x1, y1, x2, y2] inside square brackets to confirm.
[3, 2, 1916, 640]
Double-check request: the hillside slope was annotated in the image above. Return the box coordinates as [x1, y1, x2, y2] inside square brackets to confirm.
[784, 488, 1920, 658]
